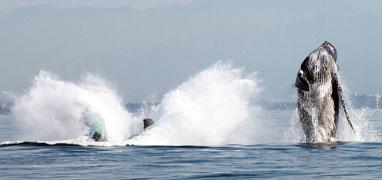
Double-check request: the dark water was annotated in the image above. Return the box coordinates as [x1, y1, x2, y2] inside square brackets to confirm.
[1, 112, 382, 179]
[1, 142, 382, 179]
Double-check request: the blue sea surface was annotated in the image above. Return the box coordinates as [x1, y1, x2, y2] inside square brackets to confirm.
[1, 111, 382, 179]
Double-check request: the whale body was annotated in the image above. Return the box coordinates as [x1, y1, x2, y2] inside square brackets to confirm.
[295, 41, 355, 143]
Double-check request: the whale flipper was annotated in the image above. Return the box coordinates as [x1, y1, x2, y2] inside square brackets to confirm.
[332, 73, 356, 134]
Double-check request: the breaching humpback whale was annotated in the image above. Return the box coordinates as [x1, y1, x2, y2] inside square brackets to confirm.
[295, 41, 355, 143]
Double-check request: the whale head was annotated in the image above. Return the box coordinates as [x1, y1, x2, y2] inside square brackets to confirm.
[295, 41, 337, 91]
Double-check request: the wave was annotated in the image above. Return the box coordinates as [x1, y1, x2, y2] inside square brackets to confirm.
[0, 136, 131, 147]
[0, 141, 82, 148]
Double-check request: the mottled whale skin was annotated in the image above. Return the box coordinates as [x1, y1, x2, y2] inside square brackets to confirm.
[295, 41, 343, 143]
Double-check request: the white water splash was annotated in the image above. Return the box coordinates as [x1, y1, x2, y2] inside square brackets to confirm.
[11, 71, 143, 143]
[9, 62, 261, 146]
[128, 62, 261, 146]
[284, 109, 304, 143]
[335, 83, 379, 142]
[336, 107, 378, 142]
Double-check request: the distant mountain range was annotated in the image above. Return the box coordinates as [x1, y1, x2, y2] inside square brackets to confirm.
[0, 93, 381, 115]
[259, 94, 382, 110]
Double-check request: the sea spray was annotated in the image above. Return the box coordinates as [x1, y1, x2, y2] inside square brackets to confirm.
[284, 109, 304, 143]
[335, 82, 379, 142]
[285, 108, 379, 144]
[336, 107, 378, 142]
[128, 62, 261, 146]
[11, 71, 142, 142]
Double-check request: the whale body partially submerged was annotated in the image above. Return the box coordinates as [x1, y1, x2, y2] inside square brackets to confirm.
[143, 118, 154, 129]
[90, 118, 154, 142]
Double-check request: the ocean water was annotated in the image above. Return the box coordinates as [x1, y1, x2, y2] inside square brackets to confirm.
[1, 62, 382, 179]
[1, 111, 382, 179]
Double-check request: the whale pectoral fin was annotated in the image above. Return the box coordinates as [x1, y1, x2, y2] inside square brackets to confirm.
[331, 76, 340, 126]
[332, 73, 356, 134]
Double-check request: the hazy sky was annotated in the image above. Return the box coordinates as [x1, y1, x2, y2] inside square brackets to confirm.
[0, 0, 382, 101]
